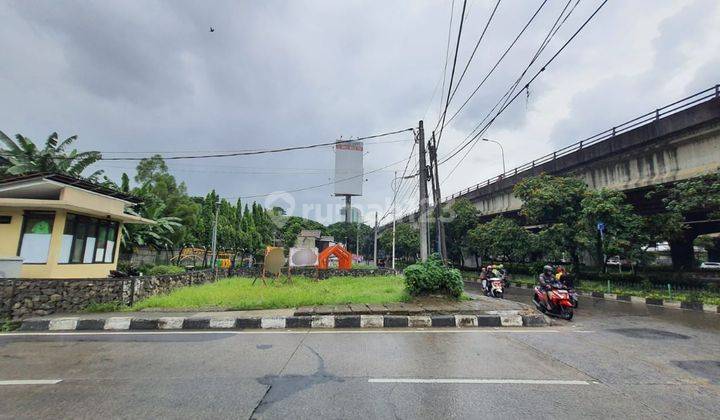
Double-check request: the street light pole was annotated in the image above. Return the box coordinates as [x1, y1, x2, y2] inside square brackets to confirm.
[482, 138, 506, 174]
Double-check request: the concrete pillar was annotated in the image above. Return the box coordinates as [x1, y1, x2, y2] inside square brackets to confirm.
[669, 230, 698, 270]
[707, 238, 720, 262]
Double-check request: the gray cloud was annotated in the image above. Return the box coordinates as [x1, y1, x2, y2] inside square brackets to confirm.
[1, 0, 718, 223]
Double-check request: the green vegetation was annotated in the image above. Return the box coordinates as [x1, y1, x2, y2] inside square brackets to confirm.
[378, 222, 420, 261]
[490, 273, 720, 305]
[404, 255, 463, 298]
[83, 301, 124, 313]
[0, 131, 105, 181]
[146, 264, 186, 276]
[1, 319, 21, 332]
[132, 275, 411, 310]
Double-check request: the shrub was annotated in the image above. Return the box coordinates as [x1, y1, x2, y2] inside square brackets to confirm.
[83, 301, 123, 313]
[403, 255, 464, 298]
[146, 265, 186, 276]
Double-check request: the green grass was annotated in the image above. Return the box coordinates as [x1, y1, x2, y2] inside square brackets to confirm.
[1, 319, 20, 332]
[83, 301, 124, 313]
[132, 275, 412, 311]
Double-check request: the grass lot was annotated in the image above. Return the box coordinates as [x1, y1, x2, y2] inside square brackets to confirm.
[132, 275, 411, 311]
[489, 273, 720, 306]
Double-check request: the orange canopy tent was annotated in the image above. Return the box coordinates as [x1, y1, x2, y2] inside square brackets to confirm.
[317, 244, 352, 270]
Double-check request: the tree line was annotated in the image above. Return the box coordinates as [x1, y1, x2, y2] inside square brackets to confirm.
[0, 132, 376, 259]
[380, 170, 720, 271]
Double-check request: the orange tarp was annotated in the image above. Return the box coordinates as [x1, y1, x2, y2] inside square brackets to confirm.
[317, 244, 352, 270]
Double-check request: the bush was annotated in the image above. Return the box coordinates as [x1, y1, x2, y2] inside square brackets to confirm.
[83, 301, 123, 313]
[403, 255, 464, 298]
[146, 265, 186, 276]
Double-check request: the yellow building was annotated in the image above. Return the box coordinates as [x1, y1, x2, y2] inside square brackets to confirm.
[0, 173, 153, 279]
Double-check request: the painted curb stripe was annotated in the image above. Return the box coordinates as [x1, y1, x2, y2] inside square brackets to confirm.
[0, 379, 62, 385]
[368, 378, 593, 385]
[18, 313, 549, 331]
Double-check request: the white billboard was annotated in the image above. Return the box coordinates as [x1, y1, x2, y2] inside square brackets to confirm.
[289, 247, 318, 267]
[334, 141, 363, 196]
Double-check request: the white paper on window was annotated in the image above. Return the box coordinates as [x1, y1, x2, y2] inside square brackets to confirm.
[104, 240, 115, 263]
[59, 234, 73, 263]
[95, 246, 105, 262]
[84, 237, 96, 263]
[20, 233, 52, 263]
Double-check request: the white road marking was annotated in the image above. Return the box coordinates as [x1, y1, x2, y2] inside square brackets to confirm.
[368, 378, 594, 385]
[0, 329, 594, 337]
[0, 379, 62, 386]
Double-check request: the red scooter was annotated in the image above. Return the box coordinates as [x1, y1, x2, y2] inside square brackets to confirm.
[532, 281, 574, 320]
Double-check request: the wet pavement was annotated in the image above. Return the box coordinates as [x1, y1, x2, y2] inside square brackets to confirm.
[0, 285, 718, 419]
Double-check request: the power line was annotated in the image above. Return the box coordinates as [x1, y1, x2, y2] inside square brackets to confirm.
[232, 152, 418, 200]
[446, 0, 502, 107]
[437, 0, 457, 123]
[440, 0, 608, 169]
[440, 0, 550, 132]
[84, 128, 413, 161]
[439, 0, 581, 183]
[99, 137, 413, 155]
[435, 0, 468, 147]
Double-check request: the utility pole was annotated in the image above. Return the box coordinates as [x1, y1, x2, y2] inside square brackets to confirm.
[210, 203, 219, 269]
[373, 211, 378, 265]
[417, 120, 429, 262]
[392, 171, 397, 270]
[428, 132, 447, 262]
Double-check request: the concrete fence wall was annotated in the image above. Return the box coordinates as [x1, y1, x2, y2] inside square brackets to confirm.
[0, 269, 225, 320]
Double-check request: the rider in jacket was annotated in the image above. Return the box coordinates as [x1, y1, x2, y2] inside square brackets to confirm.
[538, 265, 555, 309]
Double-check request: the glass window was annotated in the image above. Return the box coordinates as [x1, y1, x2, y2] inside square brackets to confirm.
[19, 212, 55, 264]
[83, 219, 97, 263]
[59, 215, 119, 264]
[95, 224, 108, 262]
[104, 223, 117, 263]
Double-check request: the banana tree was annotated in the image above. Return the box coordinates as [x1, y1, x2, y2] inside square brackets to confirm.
[0, 130, 103, 181]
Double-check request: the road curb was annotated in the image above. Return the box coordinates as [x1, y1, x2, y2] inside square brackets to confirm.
[18, 312, 547, 332]
[490, 280, 719, 314]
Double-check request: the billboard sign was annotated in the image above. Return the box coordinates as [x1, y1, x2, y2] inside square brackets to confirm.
[334, 141, 363, 196]
[289, 247, 319, 267]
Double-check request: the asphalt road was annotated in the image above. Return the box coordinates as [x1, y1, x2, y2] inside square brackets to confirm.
[1, 287, 718, 419]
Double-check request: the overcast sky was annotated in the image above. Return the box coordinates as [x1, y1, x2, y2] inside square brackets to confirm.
[2, 0, 719, 225]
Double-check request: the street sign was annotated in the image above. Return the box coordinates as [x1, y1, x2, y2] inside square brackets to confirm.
[597, 222, 605, 232]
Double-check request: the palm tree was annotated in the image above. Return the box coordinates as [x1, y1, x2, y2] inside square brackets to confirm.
[0, 130, 103, 180]
[121, 205, 182, 251]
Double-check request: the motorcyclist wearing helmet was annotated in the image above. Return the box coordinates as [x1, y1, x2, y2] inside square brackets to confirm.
[538, 265, 555, 309]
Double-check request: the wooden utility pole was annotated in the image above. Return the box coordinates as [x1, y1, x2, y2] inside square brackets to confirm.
[417, 120, 429, 262]
[428, 132, 447, 261]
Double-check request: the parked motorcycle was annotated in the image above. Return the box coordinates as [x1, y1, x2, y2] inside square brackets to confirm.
[532, 281, 574, 320]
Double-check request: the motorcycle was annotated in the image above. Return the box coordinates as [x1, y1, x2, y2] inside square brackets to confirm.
[532, 281, 574, 320]
[486, 277, 505, 299]
[568, 287, 579, 308]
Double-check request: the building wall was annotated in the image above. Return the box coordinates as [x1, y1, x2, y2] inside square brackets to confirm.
[0, 208, 124, 279]
[0, 207, 23, 257]
[59, 187, 127, 216]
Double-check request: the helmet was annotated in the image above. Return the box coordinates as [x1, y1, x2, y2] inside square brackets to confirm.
[543, 265, 553, 273]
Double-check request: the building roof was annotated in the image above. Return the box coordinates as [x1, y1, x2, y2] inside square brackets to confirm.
[299, 229, 322, 238]
[0, 172, 142, 203]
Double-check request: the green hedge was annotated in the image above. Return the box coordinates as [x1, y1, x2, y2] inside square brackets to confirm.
[146, 265, 186, 276]
[404, 255, 463, 298]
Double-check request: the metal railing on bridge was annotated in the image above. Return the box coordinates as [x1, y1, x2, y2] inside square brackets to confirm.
[444, 84, 720, 202]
